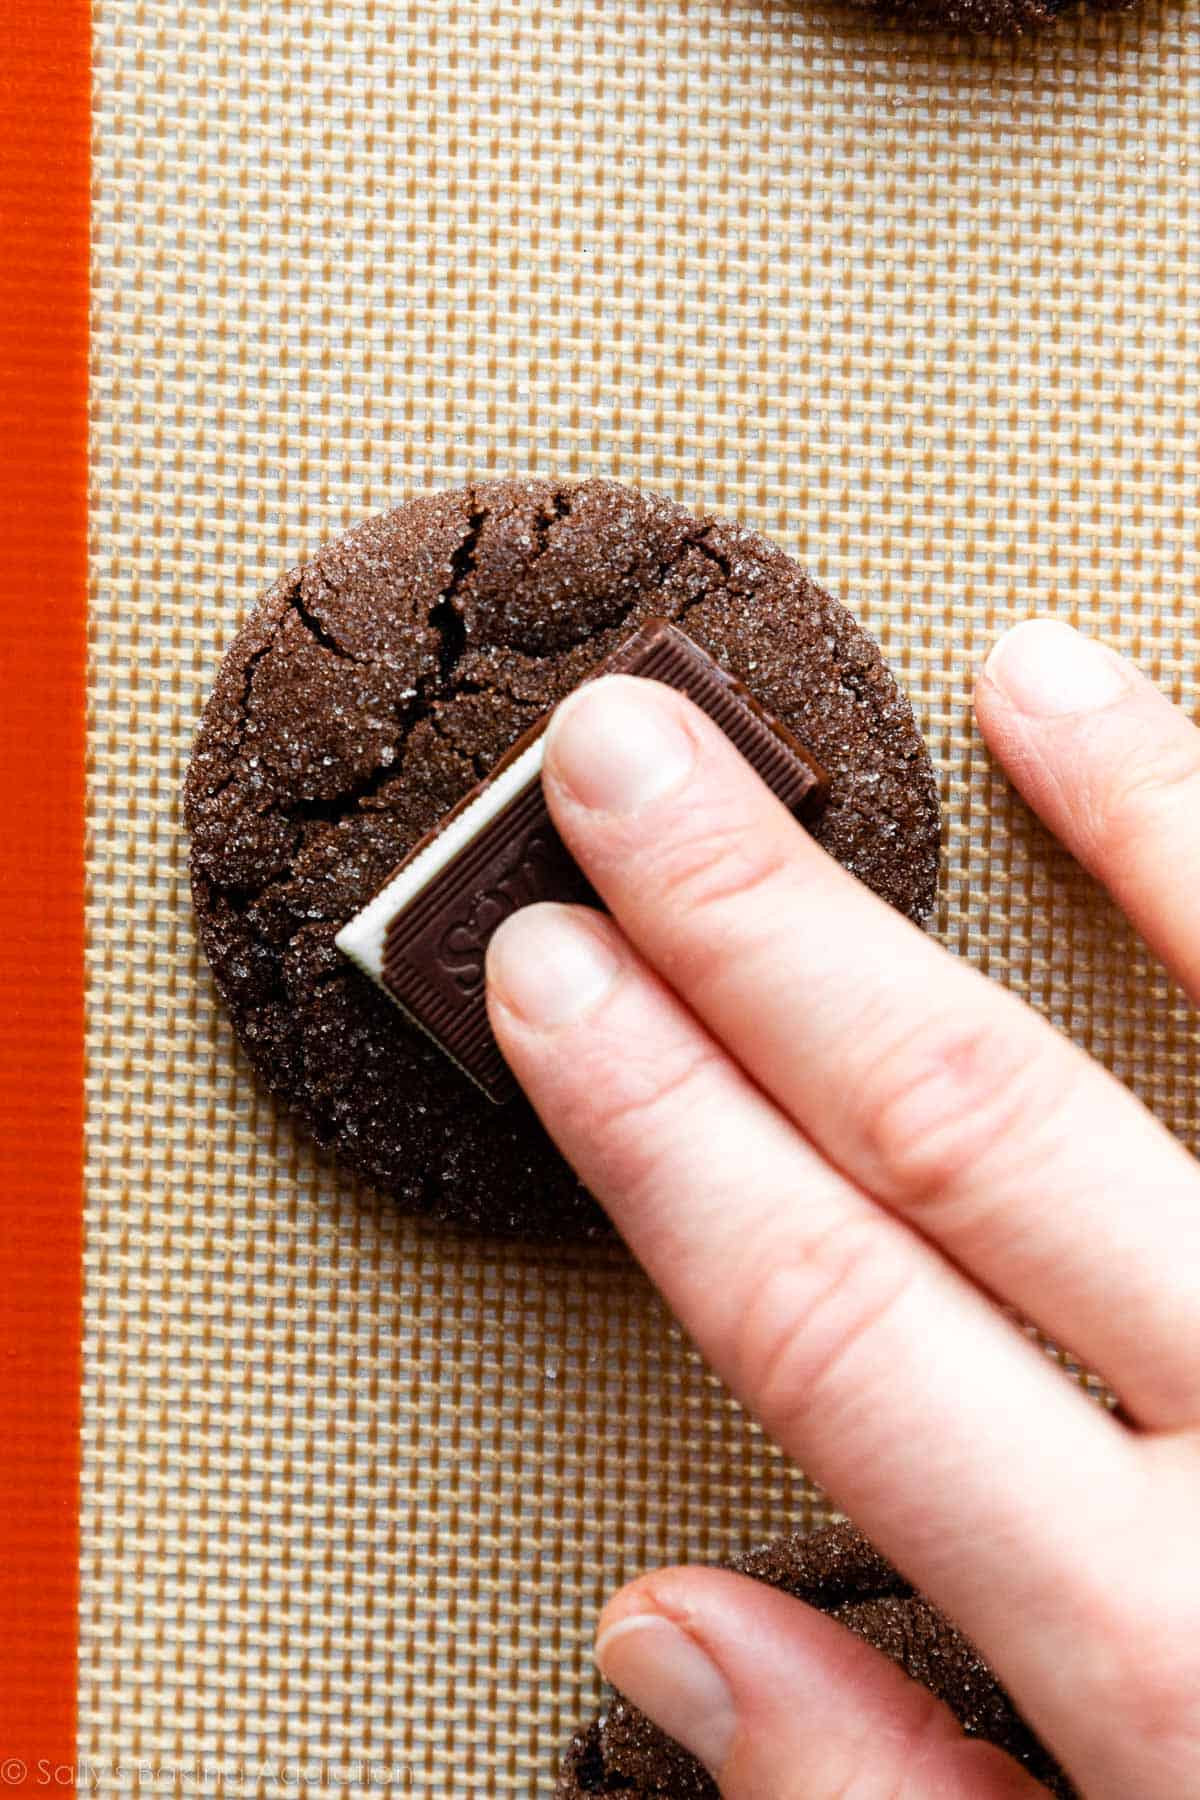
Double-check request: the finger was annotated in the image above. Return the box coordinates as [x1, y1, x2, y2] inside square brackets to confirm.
[486, 902, 1138, 1751]
[593, 1566, 1050, 1799]
[533, 674, 1200, 1431]
[975, 618, 1200, 1001]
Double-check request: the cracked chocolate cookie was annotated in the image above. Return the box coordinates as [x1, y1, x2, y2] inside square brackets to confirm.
[186, 479, 940, 1236]
[854, 0, 1130, 31]
[556, 1523, 1073, 1797]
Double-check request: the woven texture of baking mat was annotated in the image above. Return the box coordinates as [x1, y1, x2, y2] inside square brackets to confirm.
[83, 0, 1198, 1791]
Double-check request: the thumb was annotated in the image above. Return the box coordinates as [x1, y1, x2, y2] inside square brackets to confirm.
[593, 1565, 1049, 1799]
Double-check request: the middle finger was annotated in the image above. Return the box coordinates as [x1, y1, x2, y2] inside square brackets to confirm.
[487, 899, 1137, 1783]
[539, 674, 1200, 1431]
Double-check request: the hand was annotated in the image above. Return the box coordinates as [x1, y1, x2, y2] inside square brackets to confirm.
[485, 619, 1200, 1800]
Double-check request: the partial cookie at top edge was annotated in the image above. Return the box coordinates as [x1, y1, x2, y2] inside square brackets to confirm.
[851, 0, 1132, 34]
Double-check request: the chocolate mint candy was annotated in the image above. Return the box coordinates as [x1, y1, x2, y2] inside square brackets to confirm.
[186, 479, 940, 1236]
[335, 620, 828, 1101]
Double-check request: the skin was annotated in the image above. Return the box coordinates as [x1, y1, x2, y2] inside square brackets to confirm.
[485, 618, 1200, 1800]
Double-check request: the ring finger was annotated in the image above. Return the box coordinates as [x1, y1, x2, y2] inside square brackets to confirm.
[976, 619, 1200, 1001]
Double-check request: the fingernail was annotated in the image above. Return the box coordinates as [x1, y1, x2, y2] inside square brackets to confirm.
[486, 905, 621, 1029]
[546, 676, 696, 813]
[984, 619, 1133, 718]
[595, 1614, 737, 1776]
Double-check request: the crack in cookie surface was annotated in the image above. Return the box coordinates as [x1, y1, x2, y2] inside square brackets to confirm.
[186, 479, 940, 1235]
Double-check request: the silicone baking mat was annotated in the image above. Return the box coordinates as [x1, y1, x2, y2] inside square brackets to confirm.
[77, 0, 1198, 1792]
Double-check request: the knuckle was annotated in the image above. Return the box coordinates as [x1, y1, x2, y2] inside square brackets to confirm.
[729, 1215, 917, 1448]
[1124, 1656, 1200, 1759]
[643, 820, 793, 988]
[1064, 1521, 1200, 1770]
[568, 1037, 727, 1194]
[1093, 1614, 1200, 1762]
[650, 815, 791, 924]
[808, 1764, 920, 1800]
[777, 1690, 970, 1800]
[587, 1037, 722, 1137]
[1090, 730, 1200, 852]
[792, 1774, 909, 1800]
[856, 1014, 1066, 1211]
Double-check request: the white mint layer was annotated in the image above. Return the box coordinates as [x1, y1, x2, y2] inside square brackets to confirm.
[334, 734, 548, 984]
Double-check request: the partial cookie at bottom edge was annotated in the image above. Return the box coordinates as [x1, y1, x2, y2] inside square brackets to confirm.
[556, 1523, 1074, 1797]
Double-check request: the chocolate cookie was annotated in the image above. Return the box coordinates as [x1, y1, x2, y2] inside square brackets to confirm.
[854, 0, 1130, 32]
[186, 479, 939, 1236]
[556, 1523, 1073, 1797]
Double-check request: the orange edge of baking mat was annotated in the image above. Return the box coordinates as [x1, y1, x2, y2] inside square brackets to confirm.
[0, 0, 90, 1785]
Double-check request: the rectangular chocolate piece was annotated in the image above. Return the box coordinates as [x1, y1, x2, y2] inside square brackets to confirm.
[335, 620, 829, 1102]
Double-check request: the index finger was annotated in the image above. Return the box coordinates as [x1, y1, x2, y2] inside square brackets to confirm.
[533, 674, 1200, 1432]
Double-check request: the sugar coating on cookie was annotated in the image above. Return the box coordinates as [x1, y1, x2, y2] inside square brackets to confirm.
[854, 0, 1130, 32]
[186, 479, 940, 1236]
[555, 1522, 1075, 1797]
[337, 618, 828, 1103]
